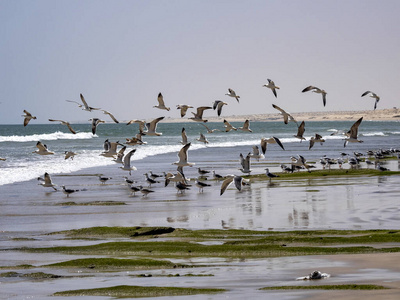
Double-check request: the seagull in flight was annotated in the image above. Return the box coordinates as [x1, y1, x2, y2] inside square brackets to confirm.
[154, 92, 170, 111]
[181, 127, 188, 145]
[223, 119, 237, 132]
[101, 110, 119, 123]
[361, 91, 380, 110]
[238, 120, 252, 132]
[66, 93, 101, 112]
[309, 133, 325, 150]
[263, 79, 280, 98]
[302, 86, 327, 107]
[176, 104, 193, 117]
[239, 153, 252, 174]
[294, 121, 306, 142]
[196, 132, 209, 144]
[48, 119, 76, 134]
[225, 88, 240, 102]
[260, 137, 285, 154]
[189, 106, 212, 122]
[201, 123, 220, 133]
[249, 145, 264, 161]
[89, 118, 105, 135]
[173, 143, 195, 167]
[33, 141, 54, 155]
[272, 104, 297, 125]
[220, 175, 248, 196]
[213, 100, 228, 117]
[37, 172, 57, 190]
[22, 110, 37, 126]
[145, 116, 164, 136]
[120, 149, 137, 175]
[344, 117, 363, 147]
[126, 119, 148, 133]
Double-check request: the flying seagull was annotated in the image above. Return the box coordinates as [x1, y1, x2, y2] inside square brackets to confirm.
[196, 132, 209, 144]
[176, 104, 193, 117]
[309, 133, 325, 150]
[189, 106, 212, 122]
[64, 151, 77, 160]
[223, 119, 237, 132]
[37, 172, 57, 190]
[154, 92, 170, 111]
[173, 143, 195, 167]
[220, 175, 247, 196]
[238, 119, 252, 132]
[126, 119, 147, 134]
[263, 79, 280, 98]
[48, 119, 76, 134]
[272, 104, 297, 125]
[66, 93, 101, 111]
[120, 149, 137, 175]
[344, 117, 363, 147]
[249, 145, 264, 161]
[201, 123, 220, 133]
[89, 118, 105, 135]
[101, 110, 119, 123]
[239, 153, 252, 174]
[294, 121, 306, 142]
[302, 86, 327, 107]
[225, 88, 240, 102]
[213, 100, 228, 117]
[180, 127, 188, 145]
[361, 91, 380, 110]
[22, 110, 37, 126]
[260, 137, 285, 154]
[33, 141, 54, 155]
[145, 116, 164, 136]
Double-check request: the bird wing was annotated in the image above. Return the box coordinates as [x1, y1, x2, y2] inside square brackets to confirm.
[260, 139, 267, 155]
[196, 106, 212, 118]
[361, 91, 371, 97]
[102, 110, 119, 123]
[252, 145, 260, 156]
[273, 137, 285, 150]
[66, 123, 76, 134]
[80, 94, 89, 109]
[217, 102, 226, 116]
[297, 121, 305, 137]
[44, 173, 53, 185]
[322, 93, 326, 106]
[23, 117, 30, 126]
[178, 143, 191, 162]
[123, 149, 136, 167]
[157, 92, 166, 106]
[213, 100, 220, 110]
[36, 141, 47, 151]
[309, 137, 315, 150]
[234, 176, 243, 191]
[24, 110, 32, 116]
[243, 120, 250, 130]
[220, 176, 234, 195]
[315, 133, 323, 140]
[349, 117, 363, 139]
[66, 100, 82, 106]
[239, 153, 245, 168]
[181, 128, 188, 144]
[148, 116, 165, 131]
[272, 104, 286, 114]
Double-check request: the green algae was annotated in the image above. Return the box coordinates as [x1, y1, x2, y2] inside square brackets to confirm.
[56, 201, 126, 206]
[1, 271, 63, 279]
[260, 284, 389, 290]
[53, 285, 226, 297]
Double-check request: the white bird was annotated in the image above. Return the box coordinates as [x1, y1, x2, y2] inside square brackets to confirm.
[154, 92, 170, 111]
[89, 118, 105, 135]
[265, 168, 279, 182]
[302, 86, 327, 107]
[101, 140, 123, 157]
[145, 117, 164, 136]
[196, 132, 209, 144]
[262, 79, 280, 98]
[272, 104, 297, 125]
[260, 137, 285, 154]
[238, 119, 252, 132]
[249, 145, 264, 161]
[66, 93, 101, 112]
[223, 119, 237, 132]
[309, 133, 325, 150]
[64, 151, 77, 160]
[48, 119, 76, 134]
[120, 149, 137, 175]
[181, 127, 188, 145]
[22, 110, 36, 126]
[61, 185, 79, 197]
[294, 121, 306, 142]
[361, 91, 380, 110]
[114, 146, 126, 163]
[239, 153, 252, 174]
[213, 100, 228, 117]
[164, 171, 188, 187]
[176, 104, 193, 117]
[189, 106, 212, 122]
[220, 175, 246, 196]
[200, 123, 220, 133]
[173, 143, 195, 167]
[225, 88, 240, 102]
[344, 117, 363, 147]
[33, 141, 54, 155]
[195, 180, 211, 193]
[101, 110, 119, 123]
[37, 172, 57, 190]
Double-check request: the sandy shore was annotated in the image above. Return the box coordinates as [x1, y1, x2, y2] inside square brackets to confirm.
[163, 108, 400, 123]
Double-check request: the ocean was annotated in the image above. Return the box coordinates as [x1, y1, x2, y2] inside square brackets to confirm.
[0, 119, 399, 186]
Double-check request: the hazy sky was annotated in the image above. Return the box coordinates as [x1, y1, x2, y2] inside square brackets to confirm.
[1, 0, 399, 124]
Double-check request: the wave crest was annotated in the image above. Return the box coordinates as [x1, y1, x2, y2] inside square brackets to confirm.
[0, 131, 96, 142]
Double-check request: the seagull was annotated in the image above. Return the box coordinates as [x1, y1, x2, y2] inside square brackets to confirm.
[140, 186, 155, 197]
[61, 185, 79, 197]
[272, 104, 297, 125]
[33, 141, 54, 155]
[225, 88, 240, 102]
[164, 171, 188, 187]
[175, 181, 191, 194]
[239, 153, 252, 174]
[213, 100, 228, 117]
[249, 145, 264, 161]
[125, 133, 147, 146]
[22, 110, 37, 126]
[126, 119, 148, 133]
[361, 91, 380, 110]
[189, 106, 212, 122]
[309, 134, 325, 150]
[154, 92, 170, 111]
[144, 173, 159, 187]
[66, 93, 101, 112]
[123, 176, 135, 185]
[220, 175, 246, 195]
[37, 172, 57, 190]
[238, 119, 252, 132]
[48, 119, 76, 134]
[0, 157, 6, 161]
[64, 151, 77, 160]
[291, 154, 314, 172]
[302, 86, 327, 106]
[176, 104, 193, 117]
[120, 149, 137, 175]
[101, 110, 119, 123]
[129, 185, 141, 196]
[200, 123, 220, 133]
[344, 117, 363, 147]
[196, 132, 209, 144]
[173, 143, 195, 167]
[265, 168, 279, 182]
[262, 79, 280, 98]
[99, 175, 112, 184]
[260, 137, 285, 154]
[145, 117, 164, 136]
[113, 146, 126, 163]
[181, 127, 188, 145]
[149, 171, 163, 179]
[223, 119, 237, 132]
[294, 121, 306, 142]
[213, 170, 224, 181]
[195, 180, 211, 193]
[377, 163, 389, 171]
[101, 140, 123, 158]
[198, 167, 210, 176]
[89, 118, 105, 135]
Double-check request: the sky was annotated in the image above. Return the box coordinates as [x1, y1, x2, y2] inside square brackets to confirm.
[1, 0, 400, 124]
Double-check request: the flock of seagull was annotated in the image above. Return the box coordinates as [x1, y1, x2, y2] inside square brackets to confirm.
[13, 81, 394, 198]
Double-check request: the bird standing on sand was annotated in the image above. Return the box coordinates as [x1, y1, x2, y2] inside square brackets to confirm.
[175, 181, 191, 194]
[195, 180, 212, 193]
[61, 186, 79, 197]
[225, 88, 240, 102]
[48, 119, 76, 134]
[302, 86, 327, 107]
[154, 92, 170, 111]
[22, 110, 37, 126]
[99, 175, 112, 184]
[361, 91, 380, 110]
[263, 79, 280, 98]
[265, 168, 279, 182]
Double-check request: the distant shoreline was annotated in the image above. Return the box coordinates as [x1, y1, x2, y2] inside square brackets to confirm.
[162, 108, 400, 123]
